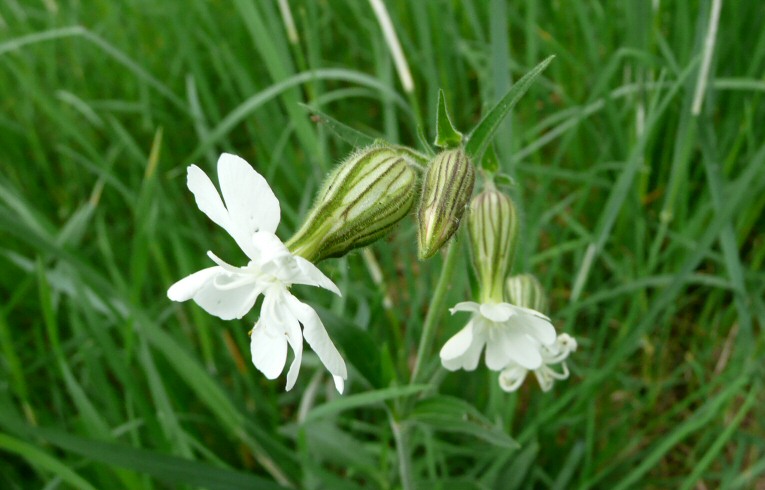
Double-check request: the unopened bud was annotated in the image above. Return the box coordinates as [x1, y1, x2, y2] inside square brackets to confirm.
[506, 273, 548, 314]
[417, 148, 475, 259]
[286, 146, 417, 262]
[468, 188, 518, 303]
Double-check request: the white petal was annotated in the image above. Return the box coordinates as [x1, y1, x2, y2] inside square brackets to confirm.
[192, 271, 261, 320]
[485, 334, 512, 370]
[449, 301, 481, 315]
[206, 250, 242, 273]
[503, 330, 543, 370]
[454, 334, 485, 371]
[285, 294, 347, 391]
[533, 366, 555, 392]
[557, 333, 578, 353]
[251, 231, 292, 266]
[479, 302, 515, 323]
[541, 337, 575, 364]
[259, 289, 289, 330]
[280, 303, 304, 391]
[167, 266, 220, 302]
[439, 321, 474, 362]
[441, 354, 464, 371]
[332, 375, 345, 394]
[510, 304, 552, 322]
[543, 363, 570, 381]
[217, 153, 280, 237]
[440, 321, 486, 371]
[510, 312, 557, 346]
[289, 256, 341, 296]
[186, 165, 233, 235]
[499, 365, 528, 392]
[250, 320, 288, 380]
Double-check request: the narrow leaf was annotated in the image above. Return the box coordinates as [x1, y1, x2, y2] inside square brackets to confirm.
[466, 55, 554, 160]
[300, 103, 376, 148]
[0, 418, 287, 490]
[305, 385, 429, 422]
[0, 432, 99, 490]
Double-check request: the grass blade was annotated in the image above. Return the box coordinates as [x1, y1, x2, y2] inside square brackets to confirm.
[0, 420, 287, 490]
[305, 385, 429, 422]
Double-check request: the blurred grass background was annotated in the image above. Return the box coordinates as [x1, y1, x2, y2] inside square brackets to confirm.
[1, 0, 764, 488]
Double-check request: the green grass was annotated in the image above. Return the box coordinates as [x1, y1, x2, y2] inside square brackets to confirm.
[1, 0, 764, 488]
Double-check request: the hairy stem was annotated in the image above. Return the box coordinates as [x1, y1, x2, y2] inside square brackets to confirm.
[410, 240, 461, 384]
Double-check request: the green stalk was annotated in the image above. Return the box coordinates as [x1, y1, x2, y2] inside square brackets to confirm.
[389, 413, 413, 490]
[410, 240, 461, 384]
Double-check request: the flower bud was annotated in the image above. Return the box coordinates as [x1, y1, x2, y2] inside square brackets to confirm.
[506, 273, 548, 314]
[286, 145, 417, 262]
[417, 148, 475, 259]
[468, 188, 518, 303]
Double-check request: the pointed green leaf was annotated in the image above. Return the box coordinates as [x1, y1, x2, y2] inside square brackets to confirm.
[466, 55, 554, 160]
[434, 89, 463, 148]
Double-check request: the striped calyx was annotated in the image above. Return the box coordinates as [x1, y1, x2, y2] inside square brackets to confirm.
[506, 273, 548, 314]
[416, 148, 475, 259]
[285, 145, 417, 262]
[468, 188, 518, 303]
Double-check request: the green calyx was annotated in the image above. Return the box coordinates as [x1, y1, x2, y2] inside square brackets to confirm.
[416, 147, 475, 259]
[286, 145, 417, 263]
[468, 187, 519, 303]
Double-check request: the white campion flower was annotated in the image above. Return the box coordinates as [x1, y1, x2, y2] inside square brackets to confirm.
[499, 333, 577, 392]
[439, 301, 556, 372]
[167, 153, 348, 393]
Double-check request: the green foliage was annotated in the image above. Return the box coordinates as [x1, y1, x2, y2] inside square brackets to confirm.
[434, 90, 463, 148]
[1, 1, 764, 489]
[464, 55, 554, 161]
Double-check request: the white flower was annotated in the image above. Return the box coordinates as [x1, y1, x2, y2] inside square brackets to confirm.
[167, 153, 348, 393]
[439, 301, 557, 372]
[498, 333, 577, 392]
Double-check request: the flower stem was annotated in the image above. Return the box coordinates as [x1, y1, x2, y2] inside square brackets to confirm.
[410, 240, 461, 384]
[389, 414, 413, 490]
